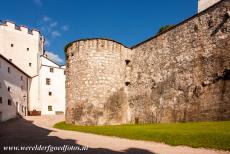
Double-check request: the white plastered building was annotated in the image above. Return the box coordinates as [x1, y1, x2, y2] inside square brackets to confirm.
[40, 55, 66, 115]
[198, 0, 221, 12]
[0, 54, 30, 121]
[0, 20, 65, 121]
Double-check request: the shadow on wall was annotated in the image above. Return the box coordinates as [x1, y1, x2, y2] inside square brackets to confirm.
[0, 118, 155, 154]
[71, 88, 128, 125]
[0, 77, 16, 122]
[104, 88, 127, 125]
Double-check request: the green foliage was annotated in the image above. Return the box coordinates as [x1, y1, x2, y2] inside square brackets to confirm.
[158, 25, 175, 34]
[54, 121, 230, 151]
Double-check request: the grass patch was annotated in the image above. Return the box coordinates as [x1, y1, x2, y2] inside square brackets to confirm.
[54, 121, 230, 151]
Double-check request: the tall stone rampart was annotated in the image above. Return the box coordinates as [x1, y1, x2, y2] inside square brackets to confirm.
[129, 0, 230, 123]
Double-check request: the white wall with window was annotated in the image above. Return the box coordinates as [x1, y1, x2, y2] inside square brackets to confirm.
[0, 20, 66, 119]
[0, 54, 30, 121]
[0, 21, 44, 115]
[39, 55, 65, 115]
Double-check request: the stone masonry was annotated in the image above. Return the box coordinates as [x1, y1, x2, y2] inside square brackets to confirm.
[65, 39, 131, 125]
[65, 0, 230, 125]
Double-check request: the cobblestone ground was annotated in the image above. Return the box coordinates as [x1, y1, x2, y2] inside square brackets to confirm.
[0, 115, 229, 154]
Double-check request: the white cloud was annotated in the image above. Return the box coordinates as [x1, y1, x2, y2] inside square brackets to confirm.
[45, 51, 64, 64]
[61, 25, 69, 31]
[34, 0, 42, 6]
[43, 16, 51, 22]
[51, 31, 61, 38]
[50, 22, 58, 28]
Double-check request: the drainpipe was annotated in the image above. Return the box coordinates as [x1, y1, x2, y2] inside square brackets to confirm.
[27, 77, 30, 116]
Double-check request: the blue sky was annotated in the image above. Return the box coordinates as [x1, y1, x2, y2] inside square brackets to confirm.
[0, 0, 197, 65]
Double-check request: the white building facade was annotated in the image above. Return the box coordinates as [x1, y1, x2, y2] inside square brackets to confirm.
[40, 55, 65, 115]
[0, 54, 30, 122]
[0, 20, 65, 121]
[198, 0, 221, 12]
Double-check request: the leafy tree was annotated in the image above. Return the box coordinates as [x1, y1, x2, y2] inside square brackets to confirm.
[158, 25, 175, 34]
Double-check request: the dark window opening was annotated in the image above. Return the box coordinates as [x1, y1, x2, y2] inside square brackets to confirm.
[0, 97, 2, 103]
[27, 48, 29, 51]
[223, 69, 230, 80]
[8, 99, 12, 105]
[8, 87, 11, 92]
[194, 25, 199, 32]
[125, 59, 131, 66]
[50, 68, 54, 73]
[11, 44, 14, 47]
[29, 63, 32, 66]
[125, 81, 130, 86]
[46, 78, 51, 85]
[48, 92, 52, 96]
[48, 106, 52, 111]
[8, 67, 10, 73]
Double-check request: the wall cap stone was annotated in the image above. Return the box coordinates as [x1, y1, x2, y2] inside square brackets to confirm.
[64, 38, 129, 53]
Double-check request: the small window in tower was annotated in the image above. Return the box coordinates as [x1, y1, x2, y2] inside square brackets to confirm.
[0, 97, 2, 103]
[21, 76, 23, 81]
[125, 81, 130, 86]
[50, 68, 54, 73]
[29, 63, 32, 67]
[48, 92, 52, 96]
[64, 70, 66, 75]
[11, 44, 14, 47]
[48, 105, 52, 111]
[27, 48, 29, 51]
[8, 99, 12, 105]
[8, 86, 11, 92]
[125, 59, 131, 66]
[46, 78, 51, 85]
[8, 67, 10, 73]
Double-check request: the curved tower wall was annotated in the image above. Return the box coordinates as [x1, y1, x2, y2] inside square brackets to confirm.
[65, 39, 131, 125]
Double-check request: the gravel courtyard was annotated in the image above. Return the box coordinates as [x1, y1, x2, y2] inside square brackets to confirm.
[0, 115, 229, 154]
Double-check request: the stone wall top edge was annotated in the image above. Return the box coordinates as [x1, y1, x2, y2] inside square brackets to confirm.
[64, 38, 129, 53]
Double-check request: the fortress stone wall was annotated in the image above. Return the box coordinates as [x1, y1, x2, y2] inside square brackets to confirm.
[129, 0, 230, 123]
[65, 0, 230, 125]
[65, 39, 131, 125]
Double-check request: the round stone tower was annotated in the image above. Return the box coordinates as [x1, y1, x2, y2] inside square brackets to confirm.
[65, 38, 131, 125]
